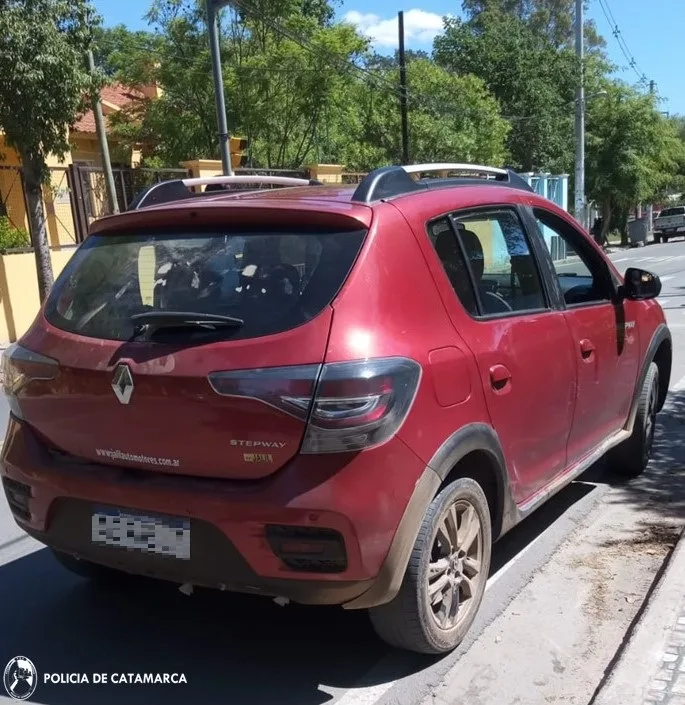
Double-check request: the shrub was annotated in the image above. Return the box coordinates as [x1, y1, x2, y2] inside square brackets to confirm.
[0, 216, 30, 250]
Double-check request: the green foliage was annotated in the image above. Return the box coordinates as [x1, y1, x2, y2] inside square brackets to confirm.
[0, 217, 30, 250]
[0, 0, 99, 180]
[329, 57, 510, 169]
[585, 81, 685, 235]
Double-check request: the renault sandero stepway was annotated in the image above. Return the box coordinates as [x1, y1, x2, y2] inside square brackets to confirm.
[1, 164, 671, 654]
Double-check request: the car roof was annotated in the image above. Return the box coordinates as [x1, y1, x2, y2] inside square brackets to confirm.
[89, 165, 571, 235]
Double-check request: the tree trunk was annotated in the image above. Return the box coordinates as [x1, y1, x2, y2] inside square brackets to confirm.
[21, 152, 54, 302]
[600, 201, 612, 246]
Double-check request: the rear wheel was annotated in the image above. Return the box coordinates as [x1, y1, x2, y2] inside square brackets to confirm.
[609, 362, 659, 478]
[369, 478, 491, 654]
[654, 233, 662, 244]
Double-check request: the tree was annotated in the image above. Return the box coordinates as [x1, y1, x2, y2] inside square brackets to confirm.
[329, 57, 510, 169]
[434, 12, 578, 172]
[0, 0, 97, 300]
[461, 0, 605, 51]
[585, 82, 685, 244]
[100, 0, 366, 169]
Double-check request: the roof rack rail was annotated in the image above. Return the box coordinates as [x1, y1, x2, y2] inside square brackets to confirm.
[128, 175, 324, 211]
[350, 163, 534, 203]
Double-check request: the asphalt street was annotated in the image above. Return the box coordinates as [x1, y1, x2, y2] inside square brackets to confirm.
[1, 239, 685, 705]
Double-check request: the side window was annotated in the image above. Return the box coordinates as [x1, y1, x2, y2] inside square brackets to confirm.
[451, 208, 548, 316]
[533, 208, 614, 306]
[427, 218, 479, 316]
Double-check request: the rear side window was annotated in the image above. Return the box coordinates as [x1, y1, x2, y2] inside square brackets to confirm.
[44, 229, 366, 342]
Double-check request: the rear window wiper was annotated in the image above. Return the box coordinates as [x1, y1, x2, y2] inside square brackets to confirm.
[129, 311, 244, 339]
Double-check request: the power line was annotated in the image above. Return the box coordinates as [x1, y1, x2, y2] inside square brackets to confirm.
[596, 0, 649, 87]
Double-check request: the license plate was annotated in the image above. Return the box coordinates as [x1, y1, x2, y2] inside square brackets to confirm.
[91, 508, 190, 560]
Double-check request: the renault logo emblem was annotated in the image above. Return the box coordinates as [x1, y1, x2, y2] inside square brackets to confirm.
[112, 364, 134, 405]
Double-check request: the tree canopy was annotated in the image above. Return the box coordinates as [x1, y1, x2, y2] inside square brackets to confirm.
[2, 0, 685, 257]
[0, 0, 98, 298]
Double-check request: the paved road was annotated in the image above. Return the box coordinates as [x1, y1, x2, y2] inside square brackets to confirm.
[1, 241, 685, 705]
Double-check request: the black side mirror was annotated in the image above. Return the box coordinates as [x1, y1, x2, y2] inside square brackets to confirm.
[619, 267, 662, 301]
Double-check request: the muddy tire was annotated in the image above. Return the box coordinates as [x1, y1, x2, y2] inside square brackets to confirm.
[369, 478, 492, 654]
[609, 362, 659, 478]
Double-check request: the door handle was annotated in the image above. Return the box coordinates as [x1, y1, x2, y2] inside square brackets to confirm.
[579, 339, 596, 360]
[489, 364, 512, 392]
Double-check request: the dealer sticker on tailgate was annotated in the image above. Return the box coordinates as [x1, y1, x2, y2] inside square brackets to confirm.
[91, 507, 191, 560]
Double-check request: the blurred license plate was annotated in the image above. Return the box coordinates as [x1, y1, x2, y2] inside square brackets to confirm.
[91, 508, 190, 560]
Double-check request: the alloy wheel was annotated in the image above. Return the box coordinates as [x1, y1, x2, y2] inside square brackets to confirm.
[427, 499, 484, 630]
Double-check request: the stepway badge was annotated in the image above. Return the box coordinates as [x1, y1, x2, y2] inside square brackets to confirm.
[3, 656, 38, 701]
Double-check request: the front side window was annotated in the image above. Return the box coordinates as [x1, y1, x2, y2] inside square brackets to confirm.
[44, 228, 366, 342]
[451, 208, 548, 316]
[533, 208, 614, 306]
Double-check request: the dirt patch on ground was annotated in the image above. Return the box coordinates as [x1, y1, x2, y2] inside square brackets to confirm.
[567, 523, 680, 639]
[598, 523, 681, 553]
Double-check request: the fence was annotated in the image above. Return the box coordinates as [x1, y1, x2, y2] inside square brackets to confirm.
[0, 165, 193, 246]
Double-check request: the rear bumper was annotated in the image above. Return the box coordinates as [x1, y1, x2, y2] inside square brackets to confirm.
[1, 416, 430, 607]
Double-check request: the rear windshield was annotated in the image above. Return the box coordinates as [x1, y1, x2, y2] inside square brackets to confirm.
[660, 207, 685, 217]
[44, 228, 366, 342]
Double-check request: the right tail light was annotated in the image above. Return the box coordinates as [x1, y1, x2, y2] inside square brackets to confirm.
[208, 356, 421, 454]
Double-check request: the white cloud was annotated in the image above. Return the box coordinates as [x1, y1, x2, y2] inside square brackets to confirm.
[344, 8, 446, 48]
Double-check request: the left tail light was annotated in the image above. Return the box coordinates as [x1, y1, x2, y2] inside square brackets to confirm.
[1, 343, 59, 419]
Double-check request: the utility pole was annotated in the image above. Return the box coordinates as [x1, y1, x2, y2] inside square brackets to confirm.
[574, 0, 585, 229]
[88, 50, 119, 215]
[647, 80, 656, 235]
[206, 0, 233, 175]
[398, 11, 410, 165]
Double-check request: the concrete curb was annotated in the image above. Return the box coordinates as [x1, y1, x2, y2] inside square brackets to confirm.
[592, 525, 685, 705]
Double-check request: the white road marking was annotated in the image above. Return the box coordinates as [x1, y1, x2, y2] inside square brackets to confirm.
[331, 528, 551, 705]
[671, 374, 685, 392]
[657, 300, 669, 307]
[611, 257, 629, 263]
[659, 275, 675, 282]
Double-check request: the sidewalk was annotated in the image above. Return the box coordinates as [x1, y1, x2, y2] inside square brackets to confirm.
[593, 526, 685, 705]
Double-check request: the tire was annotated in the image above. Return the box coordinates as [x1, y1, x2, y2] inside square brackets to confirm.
[654, 233, 661, 244]
[609, 362, 659, 478]
[369, 478, 492, 654]
[50, 549, 132, 585]
[663, 235, 670, 243]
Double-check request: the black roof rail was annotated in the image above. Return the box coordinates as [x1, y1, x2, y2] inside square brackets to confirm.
[351, 163, 534, 203]
[128, 175, 324, 211]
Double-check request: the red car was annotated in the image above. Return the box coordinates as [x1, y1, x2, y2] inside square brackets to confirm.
[1, 164, 671, 654]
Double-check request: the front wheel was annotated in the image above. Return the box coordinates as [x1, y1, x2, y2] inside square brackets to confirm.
[369, 478, 492, 654]
[653, 233, 662, 244]
[608, 362, 659, 478]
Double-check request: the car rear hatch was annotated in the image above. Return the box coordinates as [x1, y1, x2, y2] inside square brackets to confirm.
[6, 203, 370, 479]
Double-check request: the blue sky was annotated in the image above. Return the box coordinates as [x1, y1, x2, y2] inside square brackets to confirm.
[93, 0, 684, 116]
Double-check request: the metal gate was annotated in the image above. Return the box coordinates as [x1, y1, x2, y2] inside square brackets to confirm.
[68, 165, 191, 241]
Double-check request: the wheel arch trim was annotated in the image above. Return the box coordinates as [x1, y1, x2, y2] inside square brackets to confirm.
[342, 423, 516, 610]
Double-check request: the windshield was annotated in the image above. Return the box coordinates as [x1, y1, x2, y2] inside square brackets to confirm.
[44, 228, 366, 342]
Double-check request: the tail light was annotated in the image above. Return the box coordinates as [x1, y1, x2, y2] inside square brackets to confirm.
[1, 343, 59, 419]
[208, 357, 421, 453]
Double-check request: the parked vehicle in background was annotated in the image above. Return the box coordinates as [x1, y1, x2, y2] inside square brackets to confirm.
[1, 164, 672, 655]
[653, 205, 685, 243]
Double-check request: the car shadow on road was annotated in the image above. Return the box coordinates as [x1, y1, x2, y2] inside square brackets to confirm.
[0, 482, 600, 705]
[599, 387, 685, 525]
[2, 392, 684, 705]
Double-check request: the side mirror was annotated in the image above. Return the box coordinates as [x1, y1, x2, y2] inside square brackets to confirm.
[619, 267, 662, 301]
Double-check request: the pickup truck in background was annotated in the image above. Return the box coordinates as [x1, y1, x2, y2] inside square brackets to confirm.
[653, 205, 685, 243]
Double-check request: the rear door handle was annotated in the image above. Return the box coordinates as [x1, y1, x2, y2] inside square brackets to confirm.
[489, 364, 512, 392]
[580, 339, 596, 360]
